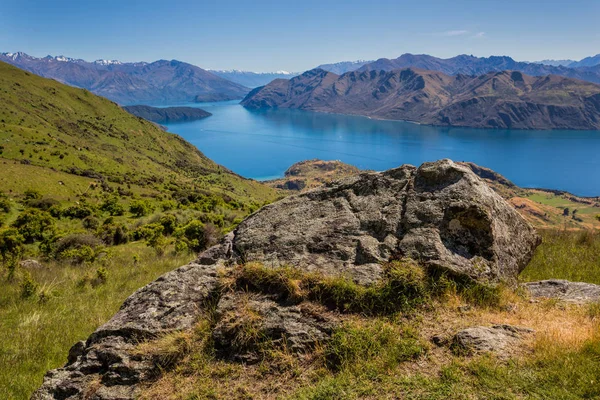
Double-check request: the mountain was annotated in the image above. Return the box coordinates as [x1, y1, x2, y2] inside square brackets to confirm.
[0, 52, 250, 105]
[242, 68, 600, 130]
[316, 60, 373, 74]
[0, 60, 275, 203]
[569, 54, 600, 68]
[357, 53, 600, 85]
[210, 70, 298, 88]
[532, 59, 576, 67]
[123, 105, 212, 124]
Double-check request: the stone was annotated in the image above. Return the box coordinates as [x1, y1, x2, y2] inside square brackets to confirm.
[19, 259, 45, 269]
[452, 324, 534, 356]
[232, 159, 540, 284]
[524, 279, 600, 304]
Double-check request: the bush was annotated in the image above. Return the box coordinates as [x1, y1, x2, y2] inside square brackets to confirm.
[20, 272, 39, 299]
[98, 223, 129, 245]
[54, 233, 102, 256]
[82, 216, 100, 231]
[129, 200, 154, 218]
[11, 209, 56, 243]
[62, 203, 95, 219]
[0, 197, 11, 214]
[58, 245, 96, 264]
[0, 228, 24, 265]
[100, 196, 125, 216]
[23, 189, 42, 201]
[158, 214, 178, 235]
[176, 220, 221, 252]
[26, 197, 60, 211]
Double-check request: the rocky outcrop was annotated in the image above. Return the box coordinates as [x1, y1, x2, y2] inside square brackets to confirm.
[524, 279, 600, 304]
[123, 105, 211, 124]
[32, 160, 541, 399]
[452, 324, 534, 356]
[235, 159, 540, 284]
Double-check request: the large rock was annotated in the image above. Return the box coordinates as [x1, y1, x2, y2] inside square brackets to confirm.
[524, 279, 600, 304]
[234, 159, 540, 284]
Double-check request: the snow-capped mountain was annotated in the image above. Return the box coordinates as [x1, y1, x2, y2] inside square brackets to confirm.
[315, 60, 373, 74]
[0, 52, 249, 104]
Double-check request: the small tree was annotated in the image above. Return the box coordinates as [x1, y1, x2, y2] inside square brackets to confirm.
[11, 209, 56, 243]
[129, 200, 153, 218]
[563, 207, 570, 217]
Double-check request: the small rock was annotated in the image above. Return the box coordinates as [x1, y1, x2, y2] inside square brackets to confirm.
[452, 324, 534, 356]
[19, 259, 45, 269]
[524, 280, 600, 304]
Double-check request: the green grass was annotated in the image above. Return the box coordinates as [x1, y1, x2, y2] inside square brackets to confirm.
[0, 244, 191, 400]
[520, 229, 600, 284]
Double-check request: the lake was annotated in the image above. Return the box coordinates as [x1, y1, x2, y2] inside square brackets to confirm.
[163, 101, 600, 197]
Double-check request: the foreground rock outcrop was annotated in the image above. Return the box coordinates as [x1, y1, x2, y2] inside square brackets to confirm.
[33, 159, 541, 399]
[452, 324, 534, 356]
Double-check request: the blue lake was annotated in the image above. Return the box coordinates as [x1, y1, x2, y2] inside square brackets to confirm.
[164, 101, 600, 197]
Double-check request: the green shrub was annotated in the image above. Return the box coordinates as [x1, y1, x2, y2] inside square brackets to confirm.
[11, 209, 56, 243]
[161, 200, 177, 212]
[23, 189, 42, 201]
[176, 220, 220, 252]
[100, 196, 125, 216]
[129, 200, 154, 218]
[26, 197, 60, 211]
[0, 228, 24, 265]
[58, 245, 96, 264]
[158, 214, 178, 235]
[54, 234, 102, 260]
[98, 223, 129, 245]
[62, 203, 95, 219]
[20, 272, 39, 299]
[82, 216, 100, 231]
[0, 198, 11, 214]
[94, 267, 108, 285]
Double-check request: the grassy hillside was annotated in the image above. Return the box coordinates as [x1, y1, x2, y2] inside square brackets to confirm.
[0, 61, 279, 399]
[0, 61, 276, 206]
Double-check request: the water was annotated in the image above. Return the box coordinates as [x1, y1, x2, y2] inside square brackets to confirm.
[163, 101, 600, 197]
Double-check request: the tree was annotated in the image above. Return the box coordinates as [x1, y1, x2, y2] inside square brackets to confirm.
[11, 209, 56, 243]
[129, 200, 153, 218]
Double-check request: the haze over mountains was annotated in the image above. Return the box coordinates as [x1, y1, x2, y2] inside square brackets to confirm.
[242, 68, 600, 130]
[0, 52, 249, 105]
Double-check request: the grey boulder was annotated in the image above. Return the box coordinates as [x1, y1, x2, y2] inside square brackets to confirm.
[524, 279, 600, 304]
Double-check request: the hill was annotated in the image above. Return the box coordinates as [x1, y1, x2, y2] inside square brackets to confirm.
[123, 105, 211, 124]
[0, 52, 249, 105]
[266, 159, 362, 190]
[242, 68, 600, 130]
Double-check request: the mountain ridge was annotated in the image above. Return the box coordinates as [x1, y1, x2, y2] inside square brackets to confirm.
[0, 52, 250, 105]
[242, 67, 600, 130]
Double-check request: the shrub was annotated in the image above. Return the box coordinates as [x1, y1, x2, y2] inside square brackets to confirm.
[58, 245, 96, 264]
[176, 220, 221, 252]
[23, 189, 42, 201]
[94, 267, 108, 285]
[82, 216, 100, 231]
[98, 223, 129, 245]
[62, 203, 95, 219]
[20, 272, 39, 299]
[26, 197, 60, 211]
[11, 209, 56, 243]
[0, 228, 24, 265]
[100, 196, 125, 216]
[158, 214, 178, 235]
[161, 200, 177, 212]
[54, 233, 102, 256]
[0, 197, 11, 213]
[129, 200, 154, 218]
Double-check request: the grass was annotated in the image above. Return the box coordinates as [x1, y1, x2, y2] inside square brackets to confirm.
[0, 244, 190, 399]
[520, 229, 600, 284]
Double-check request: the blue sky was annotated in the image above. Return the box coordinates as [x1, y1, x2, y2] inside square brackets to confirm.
[1, 0, 599, 72]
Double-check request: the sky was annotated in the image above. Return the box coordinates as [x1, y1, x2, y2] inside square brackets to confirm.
[1, 0, 599, 72]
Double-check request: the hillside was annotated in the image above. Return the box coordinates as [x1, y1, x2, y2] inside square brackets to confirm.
[210, 70, 297, 88]
[0, 53, 249, 105]
[123, 105, 212, 124]
[266, 159, 362, 190]
[242, 68, 600, 130]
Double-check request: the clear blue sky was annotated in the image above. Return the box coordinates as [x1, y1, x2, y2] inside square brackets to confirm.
[1, 0, 599, 72]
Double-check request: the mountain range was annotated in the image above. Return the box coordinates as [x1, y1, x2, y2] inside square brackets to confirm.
[210, 70, 298, 88]
[0, 52, 249, 105]
[242, 67, 600, 130]
[315, 54, 600, 85]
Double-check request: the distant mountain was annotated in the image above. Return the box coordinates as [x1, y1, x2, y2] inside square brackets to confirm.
[123, 105, 211, 124]
[210, 70, 298, 88]
[242, 68, 600, 130]
[569, 54, 600, 68]
[357, 53, 600, 85]
[0, 52, 249, 105]
[316, 60, 372, 74]
[532, 59, 576, 67]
